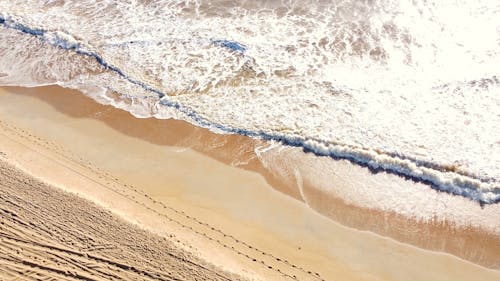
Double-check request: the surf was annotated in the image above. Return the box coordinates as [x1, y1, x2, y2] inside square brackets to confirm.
[0, 0, 499, 206]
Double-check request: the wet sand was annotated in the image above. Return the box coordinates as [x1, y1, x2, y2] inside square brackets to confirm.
[0, 85, 499, 281]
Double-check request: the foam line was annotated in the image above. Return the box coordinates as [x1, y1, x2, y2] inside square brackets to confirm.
[0, 14, 498, 205]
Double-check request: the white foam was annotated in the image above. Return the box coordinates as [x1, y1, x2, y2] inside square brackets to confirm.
[254, 142, 500, 235]
[0, 1, 499, 205]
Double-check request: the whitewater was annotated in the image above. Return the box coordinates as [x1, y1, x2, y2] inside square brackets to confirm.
[0, 0, 499, 205]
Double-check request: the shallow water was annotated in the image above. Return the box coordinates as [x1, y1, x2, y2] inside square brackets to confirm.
[0, 1, 499, 214]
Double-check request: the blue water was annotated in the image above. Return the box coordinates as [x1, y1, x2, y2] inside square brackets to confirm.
[212, 39, 247, 53]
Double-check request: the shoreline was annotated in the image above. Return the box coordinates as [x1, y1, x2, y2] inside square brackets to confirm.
[0, 85, 499, 280]
[0, 102, 315, 280]
[7, 84, 498, 268]
[1, 14, 496, 205]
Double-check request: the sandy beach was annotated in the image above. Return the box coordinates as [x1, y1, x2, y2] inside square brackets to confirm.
[1, 85, 499, 281]
[0, 158, 242, 280]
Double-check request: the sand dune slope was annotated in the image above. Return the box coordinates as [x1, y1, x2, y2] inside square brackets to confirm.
[0, 159, 242, 281]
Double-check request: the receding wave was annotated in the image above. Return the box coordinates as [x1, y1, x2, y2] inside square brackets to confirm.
[0, 0, 499, 206]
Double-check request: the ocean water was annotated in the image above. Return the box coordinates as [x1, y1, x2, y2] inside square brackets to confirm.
[0, 1, 499, 208]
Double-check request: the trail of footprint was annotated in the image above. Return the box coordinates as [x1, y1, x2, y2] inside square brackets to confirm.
[0, 119, 326, 281]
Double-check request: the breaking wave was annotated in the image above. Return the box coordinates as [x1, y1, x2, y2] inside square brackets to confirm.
[0, 0, 499, 205]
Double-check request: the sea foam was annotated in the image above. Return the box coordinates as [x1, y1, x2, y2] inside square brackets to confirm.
[0, 1, 499, 205]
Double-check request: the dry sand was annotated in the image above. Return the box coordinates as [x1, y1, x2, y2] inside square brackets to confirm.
[0, 158, 242, 281]
[0, 85, 499, 281]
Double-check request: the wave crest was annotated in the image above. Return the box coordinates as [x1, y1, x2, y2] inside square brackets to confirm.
[1, 2, 499, 204]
